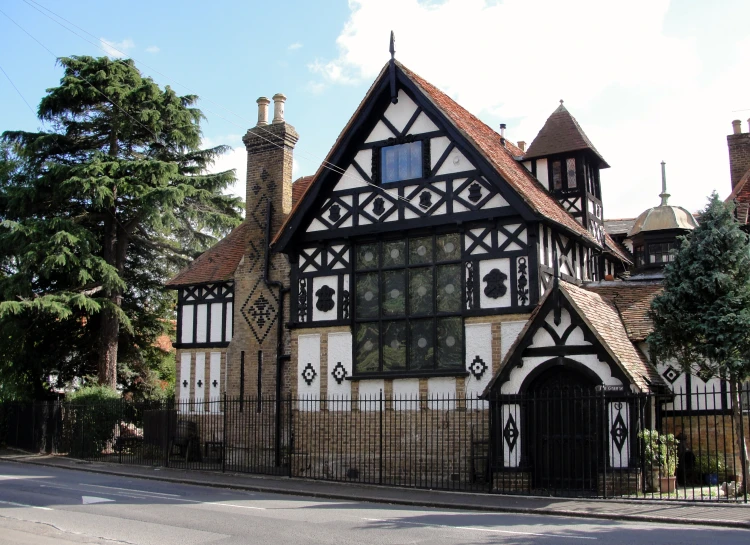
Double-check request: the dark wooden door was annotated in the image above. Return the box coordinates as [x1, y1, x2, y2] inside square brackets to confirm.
[528, 366, 600, 494]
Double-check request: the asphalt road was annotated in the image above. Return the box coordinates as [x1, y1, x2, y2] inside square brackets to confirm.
[0, 461, 747, 545]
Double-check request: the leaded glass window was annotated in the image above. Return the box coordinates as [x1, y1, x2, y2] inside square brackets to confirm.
[566, 158, 577, 188]
[552, 161, 562, 190]
[354, 234, 463, 375]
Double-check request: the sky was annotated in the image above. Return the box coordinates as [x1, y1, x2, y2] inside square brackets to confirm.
[2, 0, 750, 219]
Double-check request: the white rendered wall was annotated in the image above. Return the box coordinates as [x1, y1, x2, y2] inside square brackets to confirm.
[478, 258, 511, 309]
[195, 304, 207, 343]
[608, 401, 630, 468]
[500, 321, 527, 362]
[392, 379, 420, 411]
[358, 379, 385, 412]
[427, 377, 456, 410]
[179, 352, 191, 405]
[209, 352, 221, 410]
[327, 332, 352, 411]
[181, 305, 194, 344]
[464, 323, 492, 409]
[194, 352, 205, 412]
[298, 334, 321, 411]
[501, 403, 522, 467]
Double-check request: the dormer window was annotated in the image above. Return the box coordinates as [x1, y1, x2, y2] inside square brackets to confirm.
[381, 141, 423, 183]
[551, 157, 578, 191]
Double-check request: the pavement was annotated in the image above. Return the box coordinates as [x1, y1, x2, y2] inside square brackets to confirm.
[1, 449, 749, 530]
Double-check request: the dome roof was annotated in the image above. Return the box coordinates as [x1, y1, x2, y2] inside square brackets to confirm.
[627, 204, 698, 237]
[627, 161, 699, 237]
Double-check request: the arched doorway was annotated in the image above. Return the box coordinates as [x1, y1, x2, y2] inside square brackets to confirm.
[526, 363, 602, 494]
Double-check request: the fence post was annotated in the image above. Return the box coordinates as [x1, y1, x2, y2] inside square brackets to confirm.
[165, 398, 171, 468]
[602, 387, 607, 500]
[222, 393, 227, 473]
[738, 382, 748, 504]
[118, 399, 123, 465]
[287, 392, 293, 477]
[379, 389, 383, 485]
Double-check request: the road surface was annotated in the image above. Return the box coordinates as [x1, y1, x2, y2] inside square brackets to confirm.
[0, 461, 746, 544]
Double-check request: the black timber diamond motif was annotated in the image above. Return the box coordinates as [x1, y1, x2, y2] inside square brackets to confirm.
[469, 355, 488, 381]
[503, 414, 519, 453]
[212, 380, 218, 388]
[197, 380, 203, 388]
[301, 362, 317, 386]
[241, 278, 279, 343]
[662, 365, 680, 384]
[697, 364, 714, 383]
[182, 380, 188, 388]
[483, 268, 508, 299]
[610, 409, 628, 453]
[373, 197, 385, 216]
[419, 191, 432, 209]
[316, 285, 336, 312]
[468, 182, 483, 203]
[331, 362, 347, 385]
[329, 203, 341, 222]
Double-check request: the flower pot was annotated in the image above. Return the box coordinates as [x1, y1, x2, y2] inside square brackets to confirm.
[704, 473, 719, 485]
[659, 476, 677, 493]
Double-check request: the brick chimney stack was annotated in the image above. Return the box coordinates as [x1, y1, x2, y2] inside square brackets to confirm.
[728, 119, 750, 189]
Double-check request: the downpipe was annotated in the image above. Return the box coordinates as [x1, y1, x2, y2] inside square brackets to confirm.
[264, 200, 290, 467]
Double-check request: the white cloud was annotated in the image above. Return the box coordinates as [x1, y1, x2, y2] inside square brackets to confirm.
[203, 135, 246, 203]
[145, 45, 160, 54]
[306, 80, 327, 95]
[100, 38, 135, 58]
[288, 42, 303, 51]
[309, 0, 743, 218]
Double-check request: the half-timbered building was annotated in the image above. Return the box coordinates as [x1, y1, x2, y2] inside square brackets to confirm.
[165, 49, 739, 493]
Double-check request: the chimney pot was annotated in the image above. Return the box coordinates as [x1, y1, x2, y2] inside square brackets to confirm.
[499, 123, 506, 138]
[732, 119, 742, 134]
[517, 140, 526, 152]
[272, 93, 287, 124]
[256, 97, 270, 126]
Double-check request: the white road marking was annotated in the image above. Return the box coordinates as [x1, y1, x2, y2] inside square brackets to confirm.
[202, 502, 266, 510]
[0, 499, 53, 511]
[361, 517, 598, 540]
[80, 484, 181, 497]
[81, 496, 115, 505]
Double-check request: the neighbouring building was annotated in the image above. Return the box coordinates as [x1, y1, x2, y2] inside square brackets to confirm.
[165, 51, 746, 492]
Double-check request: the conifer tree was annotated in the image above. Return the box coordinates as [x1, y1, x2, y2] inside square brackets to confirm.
[0, 56, 242, 393]
[649, 193, 750, 492]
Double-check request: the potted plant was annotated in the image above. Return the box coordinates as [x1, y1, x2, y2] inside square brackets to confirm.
[696, 453, 725, 485]
[638, 429, 679, 493]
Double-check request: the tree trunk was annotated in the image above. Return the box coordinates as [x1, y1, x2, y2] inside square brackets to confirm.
[729, 375, 749, 496]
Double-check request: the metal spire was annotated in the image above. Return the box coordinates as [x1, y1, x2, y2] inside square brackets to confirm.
[659, 161, 670, 206]
[389, 31, 398, 104]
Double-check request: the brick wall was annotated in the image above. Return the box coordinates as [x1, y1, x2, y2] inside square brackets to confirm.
[728, 132, 750, 189]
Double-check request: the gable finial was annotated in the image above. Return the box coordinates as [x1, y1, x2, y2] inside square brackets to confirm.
[389, 31, 398, 104]
[659, 160, 670, 206]
[559, 99, 564, 105]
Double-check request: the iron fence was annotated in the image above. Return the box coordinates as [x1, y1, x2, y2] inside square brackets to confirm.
[1, 384, 747, 502]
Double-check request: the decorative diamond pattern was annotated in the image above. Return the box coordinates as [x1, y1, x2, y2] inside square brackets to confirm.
[662, 365, 680, 384]
[331, 362, 347, 385]
[503, 414, 519, 453]
[468, 355, 488, 381]
[241, 278, 279, 343]
[301, 362, 317, 386]
[610, 409, 628, 453]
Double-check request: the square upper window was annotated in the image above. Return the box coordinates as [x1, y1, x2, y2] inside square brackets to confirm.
[381, 141, 423, 183]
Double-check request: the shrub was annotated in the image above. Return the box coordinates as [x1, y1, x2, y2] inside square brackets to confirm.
[638, 429, 679, 476]
[696, 453, 726, 476]
[65, 385, 121, 458]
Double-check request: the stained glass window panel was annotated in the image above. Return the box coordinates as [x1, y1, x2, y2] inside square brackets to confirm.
[409, 267, 433, 315]
[355, 273, 379, 319]
[382, 240, 406, 267]
[436, 265, 461, 312]
[437, 317, 463, 369]
[552, 161, 562, 190]
[381, 271, 406, 317]
[566, 158, 577, 188]
[356, 243, 379, 270]
[355, 323, 380, 373]
[410, 319, 434, 370]
[436, 233, 460, 262]
[383, 321, 407, 371]
[409, 236, 433, 265]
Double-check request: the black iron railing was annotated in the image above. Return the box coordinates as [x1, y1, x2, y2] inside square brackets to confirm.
[1, 384, 747, 502]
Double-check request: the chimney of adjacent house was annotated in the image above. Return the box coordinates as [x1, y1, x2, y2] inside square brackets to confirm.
[517, 140, 526, 152]
[727, 119, 750, 189]
[272, 93, 286, 124]
[256, 97, 270, 126]
[499, 123, 506, 138]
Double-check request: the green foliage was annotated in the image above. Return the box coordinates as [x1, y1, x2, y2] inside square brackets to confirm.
[0, 56, 242, 396]
[638, 429, 679, 475]
[65, 385, 121, 457]
[696, 452, 726, 476]
[648, 193, 750, 381]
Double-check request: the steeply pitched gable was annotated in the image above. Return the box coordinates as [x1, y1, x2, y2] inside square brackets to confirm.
[524, 103, 610, 168]
[273, 61, 603, 251]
